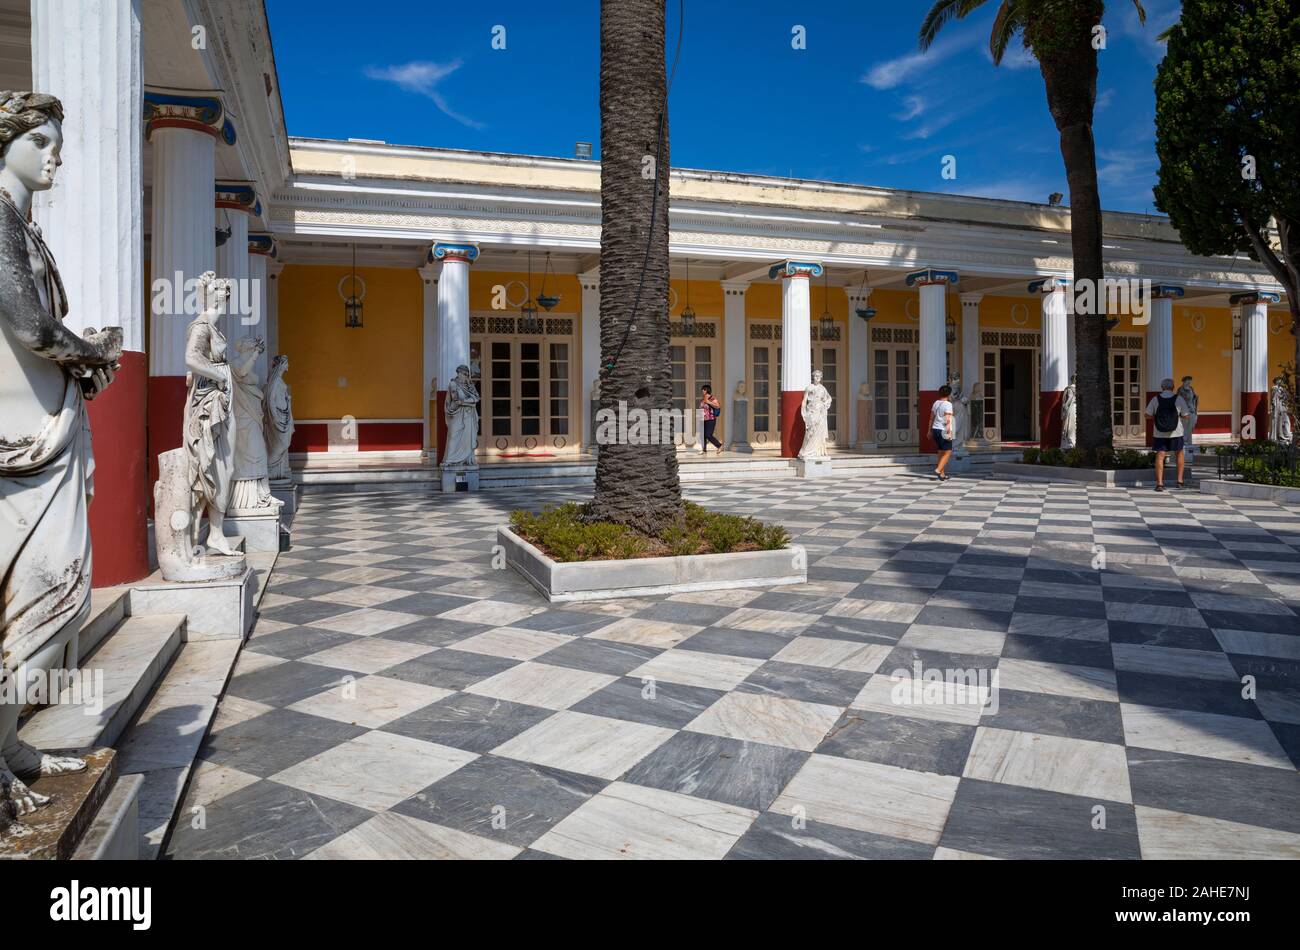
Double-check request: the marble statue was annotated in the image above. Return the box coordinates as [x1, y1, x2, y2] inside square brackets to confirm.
[1061, 374, 1078, 449]
[175, 271, 243, 561]
[949, 374, 971, 448]
[265, 354, 294, 483]
[228, 335, 281, 512]
[1269, 377, 1294, 445]
[799, 369, 833, 459]
[443, 364, 480, 467]
[1179, 376, 1199, 457]
[0, 91, 123, 818]
[735, 380, 747, 397]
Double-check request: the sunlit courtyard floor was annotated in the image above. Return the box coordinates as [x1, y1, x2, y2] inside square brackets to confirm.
[166, 474, 1300, 859]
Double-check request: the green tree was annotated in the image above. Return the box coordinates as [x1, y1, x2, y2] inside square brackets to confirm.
[920, 0, 1146, 452]
[1154, 0, 1300, 382]
[588, 0, 683, 533]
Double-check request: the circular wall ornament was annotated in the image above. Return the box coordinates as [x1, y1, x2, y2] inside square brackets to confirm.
[984, 427, 997, 440]
[1189, 311, 1206, 333]
[553, 436, 566, 449]
[524, 437, 538, 450]
[904, 298, 919, 321]
[1270, 314, 1288, 335]
[501, 279, 529, 310]
[494, 437, 509, 451]
[338, 273, 366, 303]
[1010, 303, 1029, 326]
[668, 286, 680, 313]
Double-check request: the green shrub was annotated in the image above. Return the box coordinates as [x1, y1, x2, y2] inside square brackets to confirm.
[1022, 447, 1041, 464]
[1063, 448, 1088, 468]
[1041, 447, 1065, 466]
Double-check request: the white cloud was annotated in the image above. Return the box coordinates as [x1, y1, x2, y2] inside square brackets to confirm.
[1096, 88, 1116, 112]
[363, 60, 484, 129]
[862, 28, 980, 90]
[894, 95, 926, 121]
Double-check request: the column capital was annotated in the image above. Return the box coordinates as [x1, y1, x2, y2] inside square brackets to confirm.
[579, 268, 600, 292]
[1229, 290, 1281, 306]
[721, 280, 751, 296]
[418, 261, 440, 283]
[1146, 284, 1185, 300]
[1028, 277, 1071, 294]
[768, 260, 823, 281]
[430, 242, 480, 265]
[268, 259, 285, 279]
[145, 90, 235, 144]
[215, 181, 261, 216]
[248, 233, 278, 258]
[906, 267, 958, 288]
[959, 292, 983, 306]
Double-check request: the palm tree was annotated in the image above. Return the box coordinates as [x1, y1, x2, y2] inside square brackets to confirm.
[920, 0, 1146, 453]
[587, 0, 684, 532]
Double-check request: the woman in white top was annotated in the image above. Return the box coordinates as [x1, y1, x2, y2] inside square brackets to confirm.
[930, 384, 955, 481]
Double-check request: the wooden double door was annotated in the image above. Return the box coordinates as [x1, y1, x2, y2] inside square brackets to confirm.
[470, 318, 577, 457]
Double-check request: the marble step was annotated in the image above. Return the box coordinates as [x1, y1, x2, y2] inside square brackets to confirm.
[111, 639, 243, 859]
[80, 588, 130, 658]
[19, 613, 185, 752]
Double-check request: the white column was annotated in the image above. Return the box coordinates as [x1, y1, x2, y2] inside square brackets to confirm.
[266, 259, 284, 362]
[721, 280, 750, 445]
[1231, 291, 1278, 440]
[770, 261, 820, 458]
[959, 293, 982, 396]
[908, 268, 958, 451]
[215, 183, 253, 347]
[1145, 286, 1179, 395]
[246, 238, 274, 382]
[420, 259, 440, 455]
[31, 0, 143, 347]
[1032, 277, 1071, 447]
[580, 269, 601, 450]
[845, 286, 873, 450]
[433, 243, 478, 462]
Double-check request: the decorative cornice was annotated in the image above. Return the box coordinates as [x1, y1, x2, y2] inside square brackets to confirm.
[960, 292, 983, 306]
[768, 260, 823, 281]
[1028, 277, 1071, 294]
[145, 90, 236, 145]
[1228, 291, 1281, 306]
[248, 233, 278, 258]
[720, 280, 752, 295]
[430, 242, 480, 265]
[216, 181, 262, 216]
[907, 268, 958, 287]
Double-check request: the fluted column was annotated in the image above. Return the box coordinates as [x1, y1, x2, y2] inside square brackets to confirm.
[580, 270, 600, 453]
[145, 91, 235, 484]
[770, 261, 821, 457]
[266, 259, 285, 365]
[722, 280, 751, 451]
[908, 268, 959, 452]
[30, 0, 148, 585]
[1144, 285, 1182, 445]
[216, 182, 257, 348]
[845, 287, 874, 451]
[1231, 291, 1279, 441]
[1031, 277, 1071, 448]
[247, 234, 277, 382]
[420, 260, 440, 456]
[433, 242, 479, 463]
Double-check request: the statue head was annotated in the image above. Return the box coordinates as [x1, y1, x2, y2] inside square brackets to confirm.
[272, 354, 289, 375]
[811, 369, 823, 385]
[456, 364, 471, 381]
[235, 336, 262, 356]
[734, 380, 746, 397]
[195, 271, 232, 318]
[1182, 376, 1193, 386]
[0, 92, 64, 195]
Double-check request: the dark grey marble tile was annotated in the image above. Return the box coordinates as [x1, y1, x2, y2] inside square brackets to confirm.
[1116, 670, 1261, 719]
[1000, 633, 1114, 670]
[816, 710, 976, 776]
[737, 660, 868, 706]
[633, 600, 737, 626]
[725, 811, 934, 859]
[509, 609, 617, 636]
[382, 693, 554, 753]
[622, 731, 807, 811]
[225, 659, 354, 708]
[534, 637, 661, 676]
[382, 649, 519, 690]
[677, 626, 790, 660]
[1012, 595, 1107, 620]
[380, 591, 478, 616]
[377, 617, 489, 647]
[1201, 608, 1299, 635]
[980, 688, 1125, 745]
[570, 677, 724, 729]
[1126, 747, 1300, 834]
[1106, 620, 1221, 651]
[200, 708, 367, 777]
[915, 604, 1013, 632]
[258, 598, 358, 625]
[266, 577, 355, 599]
[245, 626, 359, 661]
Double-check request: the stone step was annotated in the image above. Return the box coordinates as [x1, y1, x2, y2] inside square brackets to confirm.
[19, 614, 185, 753]
[80, 588, 130, 658]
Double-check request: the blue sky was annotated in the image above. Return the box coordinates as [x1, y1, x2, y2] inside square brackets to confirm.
[265, 0, 1182, 213]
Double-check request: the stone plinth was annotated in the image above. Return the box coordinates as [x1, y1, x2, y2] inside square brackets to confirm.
[129, 567, 256, 640]
[224, 508, 285, 552]
[856, 397, 874, 451]
[441, 467, 480, 493]
[270, 480, 297, 519]
[0, 748, 117, 860]
[796, 457, 833, 478]
[727, 397, 753, 453]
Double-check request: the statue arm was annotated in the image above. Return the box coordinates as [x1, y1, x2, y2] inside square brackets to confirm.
[0, 211, 121, 367]
[184, 325, 227, 387]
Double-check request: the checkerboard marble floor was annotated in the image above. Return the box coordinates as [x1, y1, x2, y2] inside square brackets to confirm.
[167, 475, 1300, 860]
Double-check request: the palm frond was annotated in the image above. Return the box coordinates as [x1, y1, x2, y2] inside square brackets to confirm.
[919, 0, 991, 51]
[1131, 0, 1147, 25]
[989, 0, 1028, 65]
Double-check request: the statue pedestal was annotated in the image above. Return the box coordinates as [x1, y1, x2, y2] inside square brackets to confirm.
[727, 397, 754, 453]
[0, 748, 123, 860]
[130, 567, 257, 641]
[270, 478, 297, 519]
[224, 508, 287, 553]
[441, 467, 480, 493]
[796, 457, 834, 478]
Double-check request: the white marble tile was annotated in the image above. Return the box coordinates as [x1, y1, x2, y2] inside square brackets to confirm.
[313, 585, 413, 608]
[668, 588, 763, 607]
[491, 710, 673, 780]
[933, 846, 1001, 860]
[1136, 806, 1300, 860]
[586, 617, 702, 648]
[466, 662, 615, 710]
[437, 599, 544, 627]
[310, 608, 426, 637]
[209, 694, 276, 732]
[318, 565, 408, 585]
[288, 675, 453, 728]
[897, 624, 1006, 657]
[718, 607, 818, 635]
[826, 598, 925, 623]
[1212, 628, 1300, 660]
[532, 781, 757, 860]
[271, 732, 476, 811]
[1105, 602, 1207, 628]
[630, 649, 764, 691]
[183, 759, 261, 810]
[851, 672, 991, 727]
[686, 691, 842, 751]
[994, 657, 1118, 702]
[963, 727, 1131, 802]
[1120, 704, 1294, 769]
[304, 811, 521, 860]
[1111, 642, 1241, 682]
[772, 754, 960, 846]
[299, 638, 436, 675]
[770, 637, 892, 674]
[453, 626, 575, 661]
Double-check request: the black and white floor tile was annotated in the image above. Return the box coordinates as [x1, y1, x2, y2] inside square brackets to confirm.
[166, 474, 1300, 860]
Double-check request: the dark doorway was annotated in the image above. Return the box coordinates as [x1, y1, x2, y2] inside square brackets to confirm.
[1000, 349, 1034, 442]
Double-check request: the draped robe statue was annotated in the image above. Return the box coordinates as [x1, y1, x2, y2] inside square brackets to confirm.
[1178, 378, 1199, 456]
[0, 91, 123, 820]
[265, 354, 295, 482]
[799, 370, 833, 459]
[443, 364, 480, 468]
[949, 374, 971, 449]
[1061, 375, 1078, 450]
[228, 335, 281, 512]
[1270, 379, 1294, 445]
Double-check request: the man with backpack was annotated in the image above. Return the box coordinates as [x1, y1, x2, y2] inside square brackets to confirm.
[1144, 377, 1192, 492]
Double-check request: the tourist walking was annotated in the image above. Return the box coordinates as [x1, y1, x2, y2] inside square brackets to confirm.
[1145, 377, 1192, 492]
[700, 385, 723, 453]
[930, 384, 955, 480]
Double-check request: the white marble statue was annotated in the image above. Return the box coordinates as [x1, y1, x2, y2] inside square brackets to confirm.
[228, 335, 281, 512]
[799, 369, 833, 459]
[443, 364, 480, 468]
[949, 374, 971, 448]
[265, 354, 295, 483]
[1269, 377, 1294, 445]
[1178, 376, 1199, 457]
[181, 272, 241, 556]
[1, 91, 124, 819]
[1061, 374, 1078, 449]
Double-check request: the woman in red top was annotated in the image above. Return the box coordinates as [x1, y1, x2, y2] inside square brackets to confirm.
[700, 385, 723, 453]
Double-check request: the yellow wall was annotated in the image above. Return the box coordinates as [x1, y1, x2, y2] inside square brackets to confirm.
[470, 271, 581, 314]
[278, 263, 423, 419]
[1171, 306, 1233, 410]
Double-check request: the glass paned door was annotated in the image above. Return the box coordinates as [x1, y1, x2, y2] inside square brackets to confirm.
[749, 320, 845, 449]
[1111, 349, 1144, 441]
[472, 330, 577, 457]
[868, 344, 918, 446]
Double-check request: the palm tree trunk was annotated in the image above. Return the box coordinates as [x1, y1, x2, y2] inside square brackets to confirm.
[588, 0, 683, 533]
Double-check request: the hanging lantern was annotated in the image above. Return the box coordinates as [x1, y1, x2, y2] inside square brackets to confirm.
[342, 244, 364, 328]
[854, 270, 875, 324]
[537, 251, 561, 311]
[681, 303, 696, 338]
[856, 306, 877, 323]
[818, 269, 833, 340]
[945, 315, 957, 345]
[520, 250, 543, 332]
